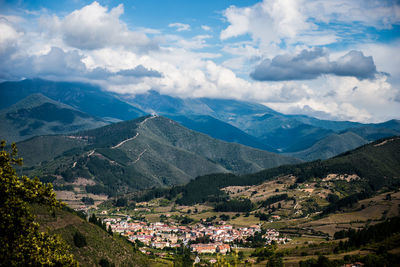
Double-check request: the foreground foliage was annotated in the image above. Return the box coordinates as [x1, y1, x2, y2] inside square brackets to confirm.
[0, 140, 77, 266]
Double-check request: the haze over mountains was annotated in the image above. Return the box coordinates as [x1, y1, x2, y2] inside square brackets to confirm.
[128, 90, 400, 159]
[1, 79, 400, 162]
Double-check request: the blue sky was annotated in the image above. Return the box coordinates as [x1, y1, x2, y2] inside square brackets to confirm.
[0, 0, 399, 122]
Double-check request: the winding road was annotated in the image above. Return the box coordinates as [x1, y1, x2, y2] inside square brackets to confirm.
[111, 115, 158, 149]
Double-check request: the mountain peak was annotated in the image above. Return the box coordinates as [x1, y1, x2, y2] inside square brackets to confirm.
[4, 93, 69, 112]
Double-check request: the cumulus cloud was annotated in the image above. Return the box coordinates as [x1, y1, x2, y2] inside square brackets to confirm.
[44, 1, 157, 51]
[0, 18, 23, 79]
[251, 48, 378, 81]
[32, 47, 86, 76]
[168, 22, 190, 32]
[264, 74, 400, 122]
[305, 0, 400, 30]
[1, 1, 399, 123]
[221, 0, 311, 44]
[220, 0, 400, 50]
[2, 45, 163, 82]
[0, 18, 21, 51]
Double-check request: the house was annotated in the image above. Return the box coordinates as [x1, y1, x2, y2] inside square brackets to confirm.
[151, 241, 170, 249]
[190, 244, 216, 254]
[216, 244, 230, 254]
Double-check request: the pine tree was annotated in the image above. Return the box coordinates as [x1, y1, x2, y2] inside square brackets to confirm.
[0, 140, 77, 266]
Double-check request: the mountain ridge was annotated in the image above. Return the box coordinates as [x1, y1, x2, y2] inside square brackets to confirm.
[2, 79, 400, 161]
[0, 93, 107, 143]
[0, 78, 146, 121]
[17, 115, 301, 195]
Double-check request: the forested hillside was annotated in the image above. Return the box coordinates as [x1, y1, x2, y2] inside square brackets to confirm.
[137, 136, 400, 206]
[16, 116, 300, 196]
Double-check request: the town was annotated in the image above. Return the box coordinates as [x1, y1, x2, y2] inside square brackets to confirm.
[103, 216, 290, 255]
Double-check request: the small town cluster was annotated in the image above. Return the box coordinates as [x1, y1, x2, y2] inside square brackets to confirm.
[104, 217, 289, 254]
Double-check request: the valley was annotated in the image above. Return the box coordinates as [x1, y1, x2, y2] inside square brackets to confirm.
[46, 137, 400, 266]
[2, 0, 400, 265]
[1, 79, 400, 266]
[64, 176, 400, 266]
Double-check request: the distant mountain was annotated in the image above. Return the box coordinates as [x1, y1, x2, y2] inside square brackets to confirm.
[0, 94, 107, 142]
[129, 90, 400, 157]
[0, 79, 146, 121]
[129, 91, 337, 152]
[166, 114, 276, 152]
[287, 114, 363, 131]
[3, 80, 399, 161]
[286, 131, 368, 161]
[347, 120, 400, 141]
[17, 116, 301, 195]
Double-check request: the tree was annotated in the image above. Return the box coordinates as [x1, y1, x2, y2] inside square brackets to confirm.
[115, 197, 127, 207]
[73, 231, 87, 248]
[81, 196, 94, 205]
[0, 141, 77, 266]
[99, 258, 115, 267]
[267, 254, 283, 267]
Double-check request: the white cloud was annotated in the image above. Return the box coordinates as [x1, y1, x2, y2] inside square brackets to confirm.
[305, 0, 400, 30]
[42, 1, 156, 51]
[220, 0, 400, 53]
[201, 25, 211, 31]
[177, 35, 212, 50]
[221, 0, 312, 45]
[264, 75, 400, 122]
[251, 48, 378, 81]
[356, 42, 400, 84]
[1, 1, 399, 124]
[168, 22, 190, 32]
[0, 18, 22, 53]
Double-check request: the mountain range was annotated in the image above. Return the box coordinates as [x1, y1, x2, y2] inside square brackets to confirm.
[128, 90, 400, 159]
[17, 115, 300, 195]
[1, 79, 400, 161]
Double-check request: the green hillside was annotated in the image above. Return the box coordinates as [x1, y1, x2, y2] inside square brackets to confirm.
[16, 115, 301, 196]
[139, 136, 400, 206]
[286, 131, 368, 161]
[34, 205, 149, 267]
[0, 79, 146, 121]
[0, 94, 107, 143]
[17, 135, 88, 167]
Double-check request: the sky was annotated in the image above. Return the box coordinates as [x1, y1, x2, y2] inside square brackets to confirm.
[0, 0, 399, 123]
